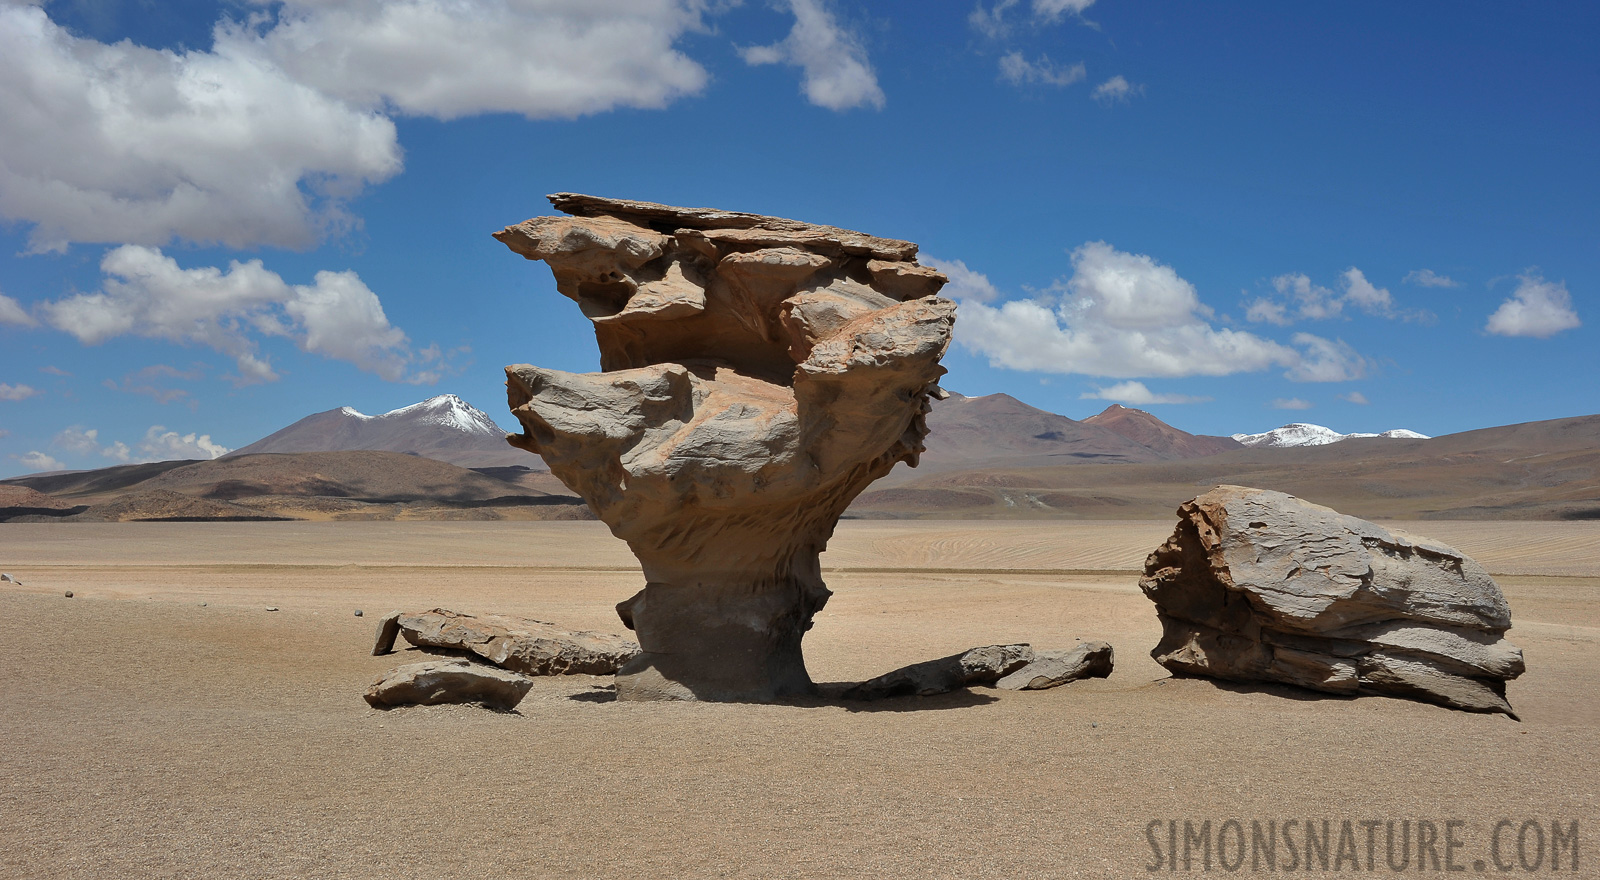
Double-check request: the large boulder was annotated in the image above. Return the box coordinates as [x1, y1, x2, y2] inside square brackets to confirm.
[1140, 486, 1524, 716]
[378, 608, 640, 675]
[840, 644, 1034, 701]
[497, 194, 956, 702]
[363, 659, 533, 710]
[995, 642, 1115, 690]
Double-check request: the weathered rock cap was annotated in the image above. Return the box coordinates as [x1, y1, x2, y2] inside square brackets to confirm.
[995, 642, 1115, 690]
[841, 644, 1034, 701]
[1141, 486, 1524, 717]
[543, 192, 918, 260]
[363, 659, 533, 711]
[388, 608, 640, 676]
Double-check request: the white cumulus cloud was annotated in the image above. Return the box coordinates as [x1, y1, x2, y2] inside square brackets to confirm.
[0, 382, 41, 401]
[49, 423, 222, 464]
[253, 0, 711, 121]
[0, 291, 37, 326]
[138, 425, 231, 461]
[998, 52, 1085, 87]
[1080, 380, 1210, 405]
[40, 246, 431, 384]
[1485, 272, 1580, 338]
[953, 241, 1307, 379]
[741, 0, 884, 111]
[14, 450, 65, 472]
[0, 0, 718, 250]
[0, 2, 401, 252]
[1091, 75, 1142, 105]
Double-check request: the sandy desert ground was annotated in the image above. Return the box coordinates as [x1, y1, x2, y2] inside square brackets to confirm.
[2, 520, 1597, 878]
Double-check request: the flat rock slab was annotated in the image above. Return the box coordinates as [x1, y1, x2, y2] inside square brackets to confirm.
[995, 642, 1115, 690]
[1141, 486, 1524, 717]
[841, 644, 1034, 701]
[363, 659, 532, 710]
[396, 608, 640, 675]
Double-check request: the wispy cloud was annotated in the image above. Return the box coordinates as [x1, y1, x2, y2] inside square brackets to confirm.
[1338, 391, 1370, 405]
[1404, 269, 1459, 288]
[1091, 75, 1142, 105]
[0, 292, 37, 326]
[1271, 397, 1313, 410]
[998, 52, 1085, 87]
[1247, 268, 1430, 325]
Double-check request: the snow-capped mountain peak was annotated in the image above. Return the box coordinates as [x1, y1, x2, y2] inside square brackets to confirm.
[335, 395, 500, 436]
[227, 393, 532, 468]
[1232, 423, 1432, 448]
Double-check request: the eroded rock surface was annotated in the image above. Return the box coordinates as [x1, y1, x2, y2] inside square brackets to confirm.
[840, 644, 1035, 701]
[496, 195, 956, 702]
[391, 608, 640, 675]
[1141, 486, 1524, 717]
[363, 659, 532, 710]
[995, 642, 1115, 690]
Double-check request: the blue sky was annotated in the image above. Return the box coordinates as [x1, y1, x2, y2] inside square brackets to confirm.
[1, 0, 1595, 476]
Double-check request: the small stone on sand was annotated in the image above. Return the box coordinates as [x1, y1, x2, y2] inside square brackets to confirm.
[64, 591, 73, 598]
[354, 609, 364, 617]
[265, 606, 279, 612]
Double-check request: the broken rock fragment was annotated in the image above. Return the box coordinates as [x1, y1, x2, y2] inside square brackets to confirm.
[363, 659, 533, 710]
[396, 608, 640, 675]
[841, 644, 1034, 701]
[995, 642, 1115, 690]
[1140, 486, 1524, 717]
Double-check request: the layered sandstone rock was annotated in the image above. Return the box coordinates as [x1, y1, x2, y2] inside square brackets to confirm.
[1141, 486, 1524, 716]
[495, 194, 956, 702]
[379, 608, 639, 675]
[363, 659, 532, 710]
[995, 642, 1115, 691]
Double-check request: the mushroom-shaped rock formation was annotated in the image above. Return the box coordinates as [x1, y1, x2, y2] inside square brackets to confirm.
[1141, 486, 1525, 717]
[495, 194, 957, 702]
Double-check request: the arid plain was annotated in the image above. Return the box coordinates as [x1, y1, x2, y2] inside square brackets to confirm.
[3, 519, 1596, 878]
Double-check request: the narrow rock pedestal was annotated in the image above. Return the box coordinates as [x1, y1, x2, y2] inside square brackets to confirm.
[496, 194, 956, 701]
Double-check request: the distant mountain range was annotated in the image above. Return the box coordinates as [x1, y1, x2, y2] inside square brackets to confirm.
[1232, 423, 1431, 448]
[221, 391, 1424, 470]
[227, 394, 538, 469]
[5, 388, 1595, 522]
[919, 394, 1240, 467]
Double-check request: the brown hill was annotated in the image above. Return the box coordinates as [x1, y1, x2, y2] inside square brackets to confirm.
[3, 451, 592, 523]
[1, 460, 196, 501]
[919, 392, 1166, 467]
[62, 489, 291, 523]
[1082, 404, 1242, 458]
[133, 451, 557, 504]
[852, 413, 1600, 521]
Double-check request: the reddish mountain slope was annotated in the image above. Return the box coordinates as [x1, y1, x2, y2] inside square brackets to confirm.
[1082, 405, 1242, 458]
